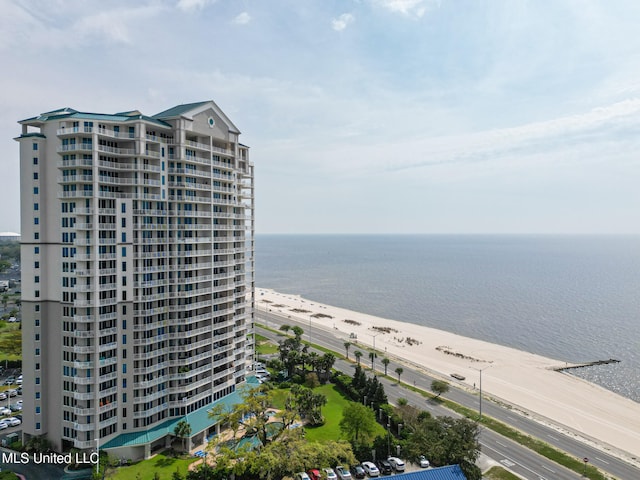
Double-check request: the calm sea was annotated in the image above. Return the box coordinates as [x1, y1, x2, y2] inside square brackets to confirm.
[255, 234, 640, 403]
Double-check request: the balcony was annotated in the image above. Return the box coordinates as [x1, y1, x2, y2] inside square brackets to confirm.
[97, 144, 135, 156]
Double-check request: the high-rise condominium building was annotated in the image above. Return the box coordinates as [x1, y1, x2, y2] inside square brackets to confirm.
[16, 101, 254, 459]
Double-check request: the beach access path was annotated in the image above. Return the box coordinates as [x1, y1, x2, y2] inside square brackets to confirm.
[256, 288, 640, 464]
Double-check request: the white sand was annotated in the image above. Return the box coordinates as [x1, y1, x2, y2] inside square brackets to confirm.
[256, 288, 640, 463]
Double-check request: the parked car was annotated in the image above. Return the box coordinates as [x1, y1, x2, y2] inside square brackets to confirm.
[307, 469, 322, 480]
[0, 421, 8, 430]
[351, 465, 365, 479]
[419, 455, 430, 468]
[8, 389, 17, 397]
[335, 466, 352, 480]
[5, 417, 21, 427]
[387, 457, 405, 472]
[0, 408, 11, 416]
[295, 473, 311, 480]
[361, 462, 380, 477]
[324, 468, 338, 480]
[9, 404, 21, 412]
[0, 392, 6, 400]
[376, 460, 392, 475]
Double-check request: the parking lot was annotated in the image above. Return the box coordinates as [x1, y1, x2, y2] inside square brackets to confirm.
[0, 370, 23, 436]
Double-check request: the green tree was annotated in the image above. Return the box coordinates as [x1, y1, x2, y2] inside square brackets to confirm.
[395, 367, 403, 384]
[399, 413, 481, 480]
[431, 380, 450, 398]
[279, 324, 291, 333]
[339, 402, 379, 450]
[291, 325, 304, 339]
[381, 357, 390, 376]
[174, 420, 192, 451]
[354, 350, 362, 365]
[368, 351, 377, 371]
[343, 341, 352, 360]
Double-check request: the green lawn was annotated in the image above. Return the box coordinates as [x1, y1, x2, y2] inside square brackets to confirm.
[483, 466, 522, 479]
[304, 384, 386, 443]
[106, 453, 196, 480]
[0, 321, 21, 362]
[255, 334, 279, 355]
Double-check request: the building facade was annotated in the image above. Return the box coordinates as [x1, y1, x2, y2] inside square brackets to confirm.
[16, 101, 254, 458]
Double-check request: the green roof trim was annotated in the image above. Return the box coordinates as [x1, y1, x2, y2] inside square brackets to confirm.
[16, 132, 46, 139]
[19, 109, 172, 128]
[101, 387, 248, 450]
[153, 101, 210, 119]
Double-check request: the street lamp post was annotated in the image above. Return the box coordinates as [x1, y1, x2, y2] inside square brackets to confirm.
[95, 437, 99, 476]
[470, 364, 493, 420]
[370, 332, 380, 375]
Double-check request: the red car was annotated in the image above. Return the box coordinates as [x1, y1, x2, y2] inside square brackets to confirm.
[307, 469, 322, 480]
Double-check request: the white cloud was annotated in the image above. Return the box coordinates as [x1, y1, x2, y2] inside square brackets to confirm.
[233, 12, 251, 25]
[372, 0, 436, 17]
[332, 13, 354, 31]
[176, 0, 216, 12]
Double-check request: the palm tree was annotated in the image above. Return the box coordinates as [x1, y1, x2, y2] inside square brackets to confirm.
[343, 341, 352, 360]
[368, 351, 377, 372]
[174, 420, 192, 452]
[354, 350, 363, 365]
[381, 357, 390, 376]
[395, 367, 404, 385]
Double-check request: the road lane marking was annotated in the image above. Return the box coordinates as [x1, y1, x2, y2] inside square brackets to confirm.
[595, 457, 609, 464]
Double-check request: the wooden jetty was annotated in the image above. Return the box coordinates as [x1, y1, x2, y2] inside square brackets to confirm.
[554, 358, 620, 372]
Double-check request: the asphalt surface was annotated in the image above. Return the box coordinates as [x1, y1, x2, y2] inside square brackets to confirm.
[257, 309, 640, 480]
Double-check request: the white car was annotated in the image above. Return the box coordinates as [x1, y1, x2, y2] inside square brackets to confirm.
[0, 392, 6, 400]
[419, 455, 430, 468]
[361, 462, 379, 477]
[295, 473, 311, 480]
[6, 417, 21, 426]
[0, 421, 8, 430]
[387, 457, 405, 472]
[0, 407, 11, 416]
[324, 468, 338, 480]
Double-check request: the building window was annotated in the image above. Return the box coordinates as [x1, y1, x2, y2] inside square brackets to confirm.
[34, 217, 39, 225]
[35, 319, 40, 327]
[35, 377, 40, 385]
[122, 306, 126, 315]
[122, 334, 126, 345]
[33, 143, 38, 151]
[121, 247, 126, 257]
[34, 232, 39, 240]
[35, 348, 40, 355]
[121, 203, 126, 213]
[121, 232, 126, 242]
[35, 334, 40, 341]
[35, 276, 39, 283]
[122, 364, 127, 374]
[33, 172, 38, 180]
[122, 276, 126, 287]
[36, 422, 41, 430]
[34, 247, 39, 254]
[35, 290, 40, 298]
[35, 392, 40, 399]
[35, 363, 40, 370]
[34, 203, 39, 211]
[33, 157, 38, 165]
[35, 261, 39, 269]
[33, 187, 39, 194]
[122, 261, 126, 272]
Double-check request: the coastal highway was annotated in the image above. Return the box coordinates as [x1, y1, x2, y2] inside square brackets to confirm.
[256, 309, 640, 480]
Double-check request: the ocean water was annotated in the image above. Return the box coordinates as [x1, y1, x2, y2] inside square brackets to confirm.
[255, 234, 640, 403]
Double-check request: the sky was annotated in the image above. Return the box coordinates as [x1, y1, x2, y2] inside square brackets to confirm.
[1, 0, 640, 234]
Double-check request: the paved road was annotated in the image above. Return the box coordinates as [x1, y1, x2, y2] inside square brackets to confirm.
[257, 309, 640, 480]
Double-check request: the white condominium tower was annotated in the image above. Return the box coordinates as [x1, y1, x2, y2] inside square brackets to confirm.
[16, 101, 255, 459]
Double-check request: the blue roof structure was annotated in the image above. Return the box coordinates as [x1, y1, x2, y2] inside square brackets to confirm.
[392, 465, 467, 480]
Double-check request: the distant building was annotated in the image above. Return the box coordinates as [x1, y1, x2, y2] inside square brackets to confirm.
[16, 101, 255, 459]
[0, 232, 20, 242]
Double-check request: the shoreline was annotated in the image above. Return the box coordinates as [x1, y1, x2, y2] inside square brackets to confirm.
[256, 287, 640, 463]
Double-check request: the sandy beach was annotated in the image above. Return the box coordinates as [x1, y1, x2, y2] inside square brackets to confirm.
[256, 287, 640, 464]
